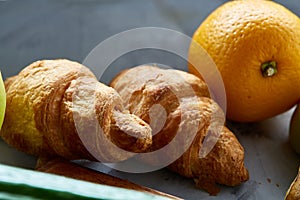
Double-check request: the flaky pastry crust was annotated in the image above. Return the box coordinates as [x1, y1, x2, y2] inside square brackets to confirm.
[1, 59, 152, 162]
[111, 65, 249, 195]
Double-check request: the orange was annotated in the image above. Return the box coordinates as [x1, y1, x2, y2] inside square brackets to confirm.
[188, 0, 300, 122]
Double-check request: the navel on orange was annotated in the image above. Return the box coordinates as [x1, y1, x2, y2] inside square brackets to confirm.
[189, 0, 300, 122]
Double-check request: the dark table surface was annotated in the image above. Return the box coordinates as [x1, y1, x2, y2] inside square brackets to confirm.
[0, 1, 300, 200]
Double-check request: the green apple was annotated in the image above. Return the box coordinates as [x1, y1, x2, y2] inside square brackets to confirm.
[0, 71, 6, 130]
[289, 104, 300, 154]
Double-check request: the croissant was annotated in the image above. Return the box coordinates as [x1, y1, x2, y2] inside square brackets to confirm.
[0, 59, 152, 162]
[110, 65, 249, 195]
[36, 157, 181, 200]
[285, 167, 300, 200]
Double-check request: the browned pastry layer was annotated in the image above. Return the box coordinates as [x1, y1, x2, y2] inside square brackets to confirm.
[36, 157, 182, 200]
[110, 65, 249, 195]
[1, 59, 152, 162]
[286, 167, 300, 200]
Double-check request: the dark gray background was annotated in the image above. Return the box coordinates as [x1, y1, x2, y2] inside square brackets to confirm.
[1, 0, 299, 80]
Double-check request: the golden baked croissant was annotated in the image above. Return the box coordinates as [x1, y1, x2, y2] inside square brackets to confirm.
[286, 167, 300, 200]
[110, 65, 249, 195]
[36, 157, 182, 200]
[0, 59, 152, 162]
